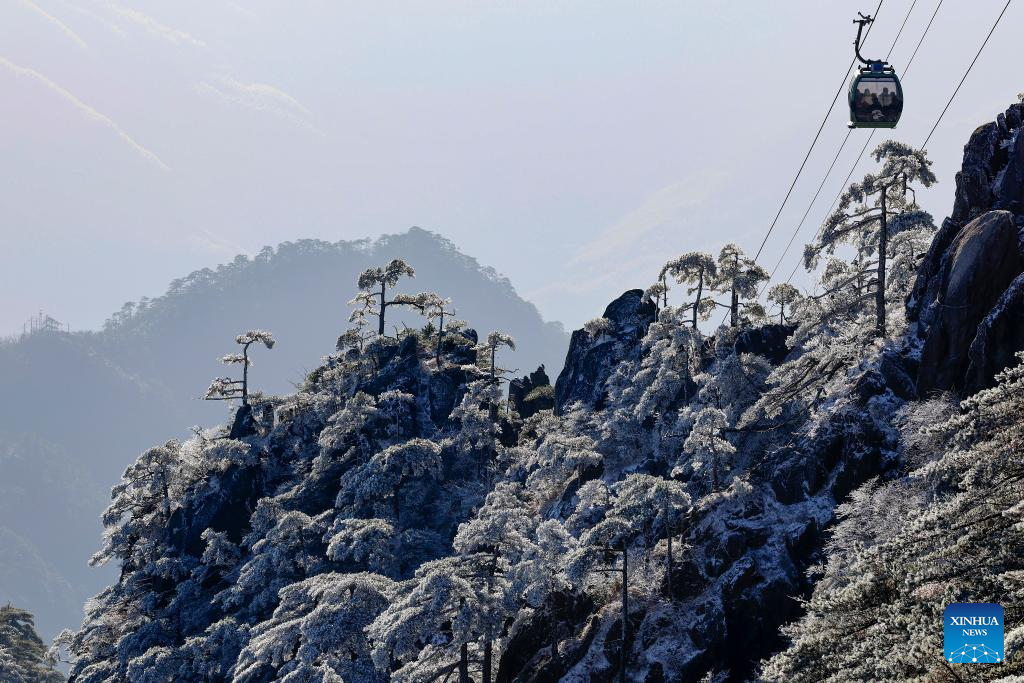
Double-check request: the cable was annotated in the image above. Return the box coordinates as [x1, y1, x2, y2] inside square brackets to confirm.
[786, 129, 876, 284]
[779, 0, 944, 286]
[921, 0, 1013, 148]
[762, 129, 852, 287]
[761, 0, 916, 291]
[885, 0, 918, 61]
[749, 0, 885, 265]
[902, 0, 944, 79]
[710, 2, 887, 326]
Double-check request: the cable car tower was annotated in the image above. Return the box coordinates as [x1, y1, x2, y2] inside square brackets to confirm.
[848, 13, 903, 129]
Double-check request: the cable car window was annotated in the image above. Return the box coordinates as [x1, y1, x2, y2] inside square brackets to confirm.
[852, 77, 902, 125]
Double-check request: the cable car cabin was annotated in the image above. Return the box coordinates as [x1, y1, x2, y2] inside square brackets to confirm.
[848, 64, 903, 128]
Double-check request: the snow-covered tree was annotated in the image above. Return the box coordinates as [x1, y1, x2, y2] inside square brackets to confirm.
[0, 606, 64, 683]
[612, 474, 691, 593]
[410, 293, 458, 367]
[805, 141, 935, 337]
[205, 330, 276, 405]
[680, 407, 735, 490]
[478, 331, 516, 383]
[358, 438, 443, 525]
[233, 572, 393, 683]
[351, 258, 417, 337]
[765, 355, 1024, 681]
[710, 244, 768, 327]
[445, 379, 505, 480]
[367, 555, 506, 683]
[766, 283, 801, 325]
[92, 441, 181, 568]
[660, 252, 718, 328]
[221, 507, 329, 620]
[582, 317, 614, 340]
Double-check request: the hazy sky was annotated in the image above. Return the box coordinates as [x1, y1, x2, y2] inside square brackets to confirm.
[1, 0, 1020, 336]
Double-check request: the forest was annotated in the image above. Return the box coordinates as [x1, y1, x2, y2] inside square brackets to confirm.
[4, 99, 1024, 682]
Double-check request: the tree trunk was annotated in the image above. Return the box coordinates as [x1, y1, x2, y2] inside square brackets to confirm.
[692, 271, 703, 329]
[378, 282, 387, 336]
[242, 342, 250, 405]
[661, 273, 668, 308]
[436, 311, 444, 368]
[876, 189, 888, 338]
[730, 254, 740, 327]
[620, 544, 628, 683]
[483, 641, 492, 683]
[665, 501, 673, 599]
[459, 643, 470, 683]
[392, 484, 401, 525]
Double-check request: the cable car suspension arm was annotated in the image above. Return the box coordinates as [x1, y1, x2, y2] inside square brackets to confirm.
[853, 13, 884, 66]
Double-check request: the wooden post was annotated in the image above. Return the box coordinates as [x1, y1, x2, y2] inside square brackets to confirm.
[459, 642, 469, 683]
[876, 188, 888, 338]
[621, 542, 628, 683]
[665, 501, 673, 600]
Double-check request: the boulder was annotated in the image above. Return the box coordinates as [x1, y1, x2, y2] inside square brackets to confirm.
[951, 123, 1001, 223]
[734, 324, 796, 365]
[965, 273, 1024, 393]
[509, 365, 554, 418]
[916, 210, 1024, 395]
[554, 290, 657, 413]
[994, 113, 1024, 214]
[908, 217, 964, 332]
[229, 403, 256, 439]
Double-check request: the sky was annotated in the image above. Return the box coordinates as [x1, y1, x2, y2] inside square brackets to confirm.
[1, 0, 1020, 336]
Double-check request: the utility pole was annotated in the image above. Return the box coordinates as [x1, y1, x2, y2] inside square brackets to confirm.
[596, 544, 630, 683]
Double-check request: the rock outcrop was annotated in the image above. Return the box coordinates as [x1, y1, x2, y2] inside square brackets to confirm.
[911, 100, 1024, 396]
[734, 324, 796, 365]
[915, 210, 1024, 394]
[965, 273, 1024, 393]
[554, 289, 657, 414]
[508, 365, 554, 419]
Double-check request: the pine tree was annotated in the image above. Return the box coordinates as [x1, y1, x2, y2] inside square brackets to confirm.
[358, 438, 444, 526]
[766, 283, 801, 324]
[681, 407, 735, 490]
[710, 244, 768, 327]
[0, 605, 64, 683]
[351, 258, 417, 337]
[805, 140, 935, 337]
[478, 332, 516, 383]
[205, 330, 276, 406]
[409, 292, 457, 367]
[232, 572, 394, 683]
[660, 252, 718, 328]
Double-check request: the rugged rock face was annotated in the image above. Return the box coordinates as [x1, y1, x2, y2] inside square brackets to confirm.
[509, 366, 554, 419]
[911, 100, 1024, 396]
[554, 289, 657, 414]
[950, 102, 1024, 223]
[966, 273, 1024, 393]
[734, 324, 796, 365]
[916, 210, 1024, 394]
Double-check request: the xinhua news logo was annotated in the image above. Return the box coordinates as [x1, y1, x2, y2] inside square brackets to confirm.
[944, 603, 1004, 664]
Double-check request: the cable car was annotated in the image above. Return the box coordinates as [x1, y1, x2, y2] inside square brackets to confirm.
[847, 14, 903, 129]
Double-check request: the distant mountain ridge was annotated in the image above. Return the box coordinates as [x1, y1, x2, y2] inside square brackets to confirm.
[0, 227, 568, 642]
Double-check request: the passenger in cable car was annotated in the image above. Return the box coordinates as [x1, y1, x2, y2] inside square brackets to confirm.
[858, 89, 880, 110]
[879, 87, 894, 108]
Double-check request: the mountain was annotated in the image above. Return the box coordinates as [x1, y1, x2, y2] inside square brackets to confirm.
[0, 227, 568, 643]
[51, 99, 1024, 682]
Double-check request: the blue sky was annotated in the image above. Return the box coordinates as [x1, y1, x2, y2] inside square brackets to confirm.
[1, 0, 1020, 335]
